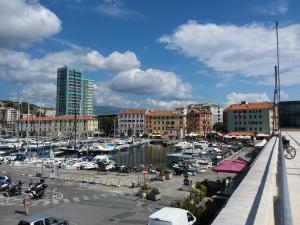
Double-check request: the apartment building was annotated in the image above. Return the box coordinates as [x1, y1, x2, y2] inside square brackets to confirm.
[18, 116, 98, 137]
[145, 110, 184, 139]
[224, 101, 274, 135]
[186, 105, 213, 137]
[118, 109, 148, 136]
[56, 66, 94, 116]
[200, 102, 224, 125]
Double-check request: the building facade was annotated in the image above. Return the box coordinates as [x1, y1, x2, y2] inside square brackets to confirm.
[118, 109, 148, 136]
[224, 101, 274, 135]
[200, 102, 224, 125]
[145, 110, 184, 139]
[0, 107, 20, 135]
[279, 101, 300, 128]
[82, 79, 94, 116]
[18, 116, 98, 137]
[186, 105, 213, 137]
[56, 66, 94, 116]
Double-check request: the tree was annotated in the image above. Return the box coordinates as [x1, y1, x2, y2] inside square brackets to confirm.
[127, 128, 133, 137]
[213, 122, 227, 133]
[135, 131, 140, 138]
[103, 116, 114, 136]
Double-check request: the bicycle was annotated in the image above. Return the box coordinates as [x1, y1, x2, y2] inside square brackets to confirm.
[283, 140, 296, 159]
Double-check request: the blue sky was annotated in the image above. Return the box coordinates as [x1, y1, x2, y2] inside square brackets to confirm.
[0, 0, 299, 108]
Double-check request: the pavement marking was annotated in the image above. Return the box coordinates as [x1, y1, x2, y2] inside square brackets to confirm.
[73, 197, 80, 202]
[92, 195, 99, 199]
[63, 198, 70, 203]
[52, 199, 59, 204]
[82, 195, 90, 201]
[43, 200, 50, 206]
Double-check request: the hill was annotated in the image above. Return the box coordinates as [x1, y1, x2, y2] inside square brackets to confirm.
[94, 105, 124, 115]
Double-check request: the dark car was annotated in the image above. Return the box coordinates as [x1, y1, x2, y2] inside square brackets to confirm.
[0, 175, 11, 185]
[18, 214, 69, 225]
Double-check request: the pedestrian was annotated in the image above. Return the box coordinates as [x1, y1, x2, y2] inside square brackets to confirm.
[23, 195, 31, 216]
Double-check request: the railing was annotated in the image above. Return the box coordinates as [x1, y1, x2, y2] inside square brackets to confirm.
[278, 131, 293, 225]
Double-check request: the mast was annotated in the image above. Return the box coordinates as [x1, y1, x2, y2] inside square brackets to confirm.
[73, 69, 77, 151]
[276, 21, 281, 101]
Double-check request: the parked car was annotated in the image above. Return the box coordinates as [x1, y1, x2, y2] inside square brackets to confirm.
[18, 214, 69, 225]
[148, 207, 196, 225]
[0, 175, 11, 185]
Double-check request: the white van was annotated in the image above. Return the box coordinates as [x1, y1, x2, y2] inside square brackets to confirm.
[148, 207, 197, 225]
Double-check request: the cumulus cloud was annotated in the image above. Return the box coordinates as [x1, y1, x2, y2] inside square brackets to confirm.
[0, 0, 62, 48]
[95, 0, 142, 18]
[109, 68, 192, 100]
[94, 82, 139, 107]
[0, 49, 140, 83]
[10, 82, 56, 107]
[226, 92, 270, 105]
[158, 21, 300, 86]
[146, 98, 195, 109]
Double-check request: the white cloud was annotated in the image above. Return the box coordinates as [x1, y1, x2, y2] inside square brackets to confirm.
[10, 82, 56, 107]
[0, 48, 140, 83]
[159, 21, 300, 86]
[94, 82, 139, 107]
[255, 0, 288, 15]
[95, 0, 142, 18]
[226, 92, 270, 105]
[280, 90, 289, 99]
[0, 0, 62, 48]
[109, 68, 192, 100]
[146, 98, 195, 109]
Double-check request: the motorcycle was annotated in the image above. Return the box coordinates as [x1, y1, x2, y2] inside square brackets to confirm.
[3, 181, 22, 197]
[28, 179, 48, 199]
[0, 183, 11, 192]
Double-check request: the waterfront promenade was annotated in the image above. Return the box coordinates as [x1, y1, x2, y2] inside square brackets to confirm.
[283, 130, 300, 224]
[212, 131, 300, 225]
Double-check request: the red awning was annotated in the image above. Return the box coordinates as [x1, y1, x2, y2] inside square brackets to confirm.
[212, 159, 248, 173]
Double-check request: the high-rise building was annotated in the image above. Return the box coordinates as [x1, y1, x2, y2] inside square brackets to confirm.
[56, 66, 94, 116]
[82, 79, 94, 116]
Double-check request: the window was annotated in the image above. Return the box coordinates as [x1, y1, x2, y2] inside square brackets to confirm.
[187, 213, 194, 222]
[34, 220, 44, 225]
[45, 217, 58, 225]
[18, 221, 30, 225]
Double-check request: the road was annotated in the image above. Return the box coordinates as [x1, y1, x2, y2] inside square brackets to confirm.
[0, 172, 165, 225]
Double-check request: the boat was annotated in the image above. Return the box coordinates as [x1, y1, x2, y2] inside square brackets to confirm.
[174, 141, 193, 150]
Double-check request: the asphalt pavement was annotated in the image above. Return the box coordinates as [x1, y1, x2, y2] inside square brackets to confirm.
[0, 171, 168, 225]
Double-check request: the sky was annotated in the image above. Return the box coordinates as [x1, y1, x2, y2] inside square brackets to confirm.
[0, 0, 299, 109]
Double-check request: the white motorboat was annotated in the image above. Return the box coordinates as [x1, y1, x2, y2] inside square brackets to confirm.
[174, 141, 193, 150]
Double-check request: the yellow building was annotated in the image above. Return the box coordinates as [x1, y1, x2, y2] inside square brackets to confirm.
[145, 110, 184, 139]
[18, 116, 98, 137]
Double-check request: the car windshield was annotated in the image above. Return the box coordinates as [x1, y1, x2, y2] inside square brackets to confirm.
[18, 221, 30, 225]
[0, 176, 5, 180]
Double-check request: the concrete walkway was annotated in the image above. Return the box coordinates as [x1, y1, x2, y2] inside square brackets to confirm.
[283, 131, 300, 225]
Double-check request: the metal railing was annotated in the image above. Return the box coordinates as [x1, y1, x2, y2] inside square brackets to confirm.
[278, 131, 293, 225]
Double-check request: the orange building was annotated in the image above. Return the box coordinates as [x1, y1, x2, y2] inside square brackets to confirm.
[145, 110, 184, 139]
[186, 105, 213, 137]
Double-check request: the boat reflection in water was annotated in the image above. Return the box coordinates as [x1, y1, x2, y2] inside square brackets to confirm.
[113, 145, 169, 168]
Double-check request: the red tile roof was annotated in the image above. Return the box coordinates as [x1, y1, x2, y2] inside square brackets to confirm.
[18, 116, 96, 122]
[147, 110, 181, 116]
[227, 132, 256, 136]
[226, 102, 273, 111]
[120, 109, 147, 114]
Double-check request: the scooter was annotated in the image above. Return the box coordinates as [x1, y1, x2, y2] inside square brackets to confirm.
[28, 179, 48, 199]
[3, 181, 22, 197]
